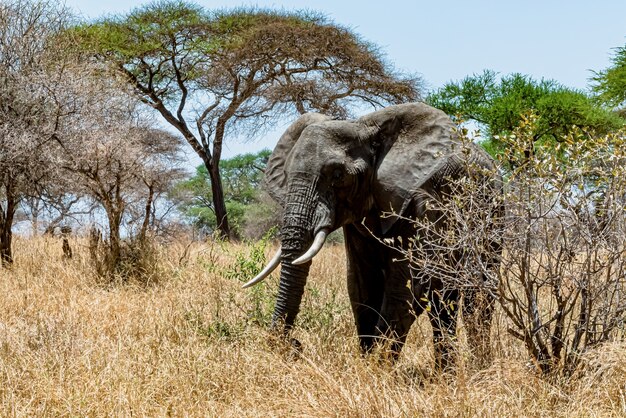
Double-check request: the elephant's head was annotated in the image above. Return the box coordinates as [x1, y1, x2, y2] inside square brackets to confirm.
[243, 102, 459, 336]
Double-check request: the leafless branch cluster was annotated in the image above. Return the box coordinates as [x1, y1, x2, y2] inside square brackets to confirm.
[497, 119, 626, 375]
[391, 118, 626, 377]
[0, 0, 76, 263]
[0, 0, 187, 269]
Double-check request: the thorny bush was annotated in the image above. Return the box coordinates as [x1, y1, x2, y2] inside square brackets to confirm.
[389, 115, 626, 377]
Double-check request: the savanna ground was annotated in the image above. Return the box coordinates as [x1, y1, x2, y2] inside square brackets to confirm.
[0, 236, 625, 417]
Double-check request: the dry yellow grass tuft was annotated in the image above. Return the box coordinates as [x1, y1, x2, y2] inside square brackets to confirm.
[0, 236, 624, 416]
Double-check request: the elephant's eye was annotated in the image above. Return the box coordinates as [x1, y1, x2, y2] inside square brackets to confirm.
[332, 168, 344, 181]
[331, 167, 351, 188]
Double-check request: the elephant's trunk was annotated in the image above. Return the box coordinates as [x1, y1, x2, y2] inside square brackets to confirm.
[272, 252, 311, 332]
[271, 178, 318, 333]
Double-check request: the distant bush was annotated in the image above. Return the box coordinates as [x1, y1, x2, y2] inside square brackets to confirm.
[241, 191, 281, 241]
[88, 229, 165, 286]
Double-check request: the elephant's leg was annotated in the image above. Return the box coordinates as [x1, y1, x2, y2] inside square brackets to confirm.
[427, 287, 460, 372]
[375, 260, 416, 358]
[463, 235, 500, 367]
[463, 287, 495, 367]
[344, 224, 385, 353]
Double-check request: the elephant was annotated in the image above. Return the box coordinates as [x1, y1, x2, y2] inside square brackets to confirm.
[243, 102, 502, 370]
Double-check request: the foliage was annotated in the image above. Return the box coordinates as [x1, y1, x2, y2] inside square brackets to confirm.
[297, 284, 345, 333]
[70, 1, 420, 238]
[591, 44, 626, 110]
[427, 70, 624, 158]
[172, 149, 279, 238]
[224, 229, 278, 327]
[224, 233, 271, 283]
[240, 191, 282, 240]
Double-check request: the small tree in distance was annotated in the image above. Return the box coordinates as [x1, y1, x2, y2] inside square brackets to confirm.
[70, 1, 421, 239]
[62, 120, 184, 276]
[172, 149, 277, 239]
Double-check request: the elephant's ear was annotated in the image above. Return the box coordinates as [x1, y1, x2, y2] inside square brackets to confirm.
[358, 102, 459, 234]
[264, 113, 332, 206]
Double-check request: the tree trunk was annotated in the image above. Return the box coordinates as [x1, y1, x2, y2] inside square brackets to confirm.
[108, 208, 123, 270]
[100, 194, 124, 273]
[207, 161, 231, 239]
[29, 197, 41, 236]
[0, 183, 17, 266]
[61, 226, 72, 259]
[139, 182, 155, 241]
[0, 223, 13, 266]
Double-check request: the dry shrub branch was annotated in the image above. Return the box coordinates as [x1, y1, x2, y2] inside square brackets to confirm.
[390, 116, 626, 377]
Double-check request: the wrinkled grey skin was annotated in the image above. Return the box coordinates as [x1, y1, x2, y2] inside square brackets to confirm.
[263, 102, 502, 369]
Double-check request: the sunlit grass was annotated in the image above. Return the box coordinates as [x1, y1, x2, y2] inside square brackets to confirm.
[0, 236, 624, 416]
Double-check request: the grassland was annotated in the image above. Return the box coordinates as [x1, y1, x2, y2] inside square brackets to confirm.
[0, 236, 624, 417]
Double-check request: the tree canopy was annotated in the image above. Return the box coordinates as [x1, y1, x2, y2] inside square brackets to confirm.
[592, 44, 626, 111]
[427, 70, 624, 156]
[70, 1, 420, 238]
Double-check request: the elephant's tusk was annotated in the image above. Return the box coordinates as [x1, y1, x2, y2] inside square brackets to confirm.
[291, 228, 329, 265]
[242, 248, 282, 288]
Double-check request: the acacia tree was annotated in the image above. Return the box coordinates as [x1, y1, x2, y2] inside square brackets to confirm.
[0, 0, 77, 265]
[427, 70, 623, 159]
[71, 1, 420, 238]
[592, 44, 626, 112]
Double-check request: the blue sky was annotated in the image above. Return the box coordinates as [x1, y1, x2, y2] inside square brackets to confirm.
[64, 0, 626, 158]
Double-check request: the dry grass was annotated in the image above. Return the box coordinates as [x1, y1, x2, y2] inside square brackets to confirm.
[0, 236, 625, 417]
